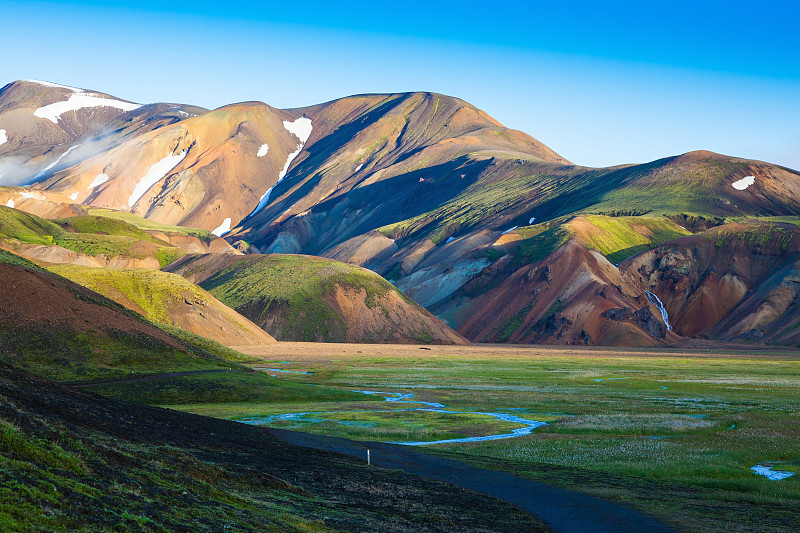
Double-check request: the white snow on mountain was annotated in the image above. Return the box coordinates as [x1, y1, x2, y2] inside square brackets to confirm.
[212, 217, 232, 237]
[283, 117, 313, 143]
[88, 173, 109, 189]
[128, 150, 187, 208]
[732, 175, 755, 191]
[35, 93, 141, 124]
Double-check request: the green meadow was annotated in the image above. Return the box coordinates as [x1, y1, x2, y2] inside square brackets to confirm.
[153, 344, 800, 532]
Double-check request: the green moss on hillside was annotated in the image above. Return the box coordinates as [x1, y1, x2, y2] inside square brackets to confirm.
[0, 208, 185, 267]
[512, 226, 571, 267]
[86, 208, 214, 240]
[704, 222, 794, 251]
[574, 215, 692, 263]
[52, 215, 162, 242]
[47, 265, 212, 325]
[0, 206, 63, 245]
[200, 255, 398, 342]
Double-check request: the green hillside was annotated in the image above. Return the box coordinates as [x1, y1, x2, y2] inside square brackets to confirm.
[166, 254, 466, 344]
[0, 207, 185, 267]
[569, 215, 693, 263]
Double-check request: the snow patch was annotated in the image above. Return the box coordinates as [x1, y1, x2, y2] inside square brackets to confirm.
[68, 192, 78, 201]
[34, 92, 140, 124]
[529, 216, 536, 224]
[5, 199, 14, 208]
[279, 145, 303, 180]
[283, 117, 313, 143]
[20, 192, 37, 199]
[0, 129, 7, 146]
[34, 144, 81, 179]
[354, 164, 363, 172]
[128, 150, 187, 208]
[445, 237, 456, 244]
[501, 226, 518, 235]
[751, 463, 796, 481]
[88, 173, 109, 189]
[732, 175, 755, 191]
[211, 217, 231, 237]
[257, 144, 269, 157]
[250, 185, 277, 218]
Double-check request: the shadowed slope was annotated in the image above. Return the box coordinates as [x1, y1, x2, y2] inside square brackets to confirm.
[0, 249, 234, 383]
[0, 361, 547, 532]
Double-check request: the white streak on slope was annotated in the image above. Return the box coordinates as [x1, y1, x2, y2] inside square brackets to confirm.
[34, 93, 141, 124]
[732, 175, 755, 191]
[34, 144, 81, 179]
[0, 129, 7, 146]
[212, 217, 231, 237]
[247, 118, 313, 220]
[88, 173, 109, 190]
[501, 226, 518, 235]
[128, 151, 187, 208]
[257, 144, 269, 157]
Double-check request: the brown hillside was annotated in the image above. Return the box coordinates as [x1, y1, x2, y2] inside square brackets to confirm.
[165, 252, 469, 345]
[623, 221, 800, 343]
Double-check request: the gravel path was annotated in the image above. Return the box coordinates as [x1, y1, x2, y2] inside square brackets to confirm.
[269, 428, 674, 533]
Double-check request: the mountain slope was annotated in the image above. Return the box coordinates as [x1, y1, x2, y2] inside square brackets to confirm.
[47, 265, 276, 347]
[623, 220, 800, 343]
[0, 80, 205, 186]
[0, 249, 236, 383]
[34, 102, 308, 233]
[165, 253, 469, 344]
[0, 206, 236, 268]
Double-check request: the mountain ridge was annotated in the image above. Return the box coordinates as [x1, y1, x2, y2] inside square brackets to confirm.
[2, 79, 799, 347]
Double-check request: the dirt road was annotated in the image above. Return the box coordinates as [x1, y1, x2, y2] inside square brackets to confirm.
[269, 428, 674, 533]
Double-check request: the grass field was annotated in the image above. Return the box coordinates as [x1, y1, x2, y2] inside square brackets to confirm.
[157, 342, 800, 533]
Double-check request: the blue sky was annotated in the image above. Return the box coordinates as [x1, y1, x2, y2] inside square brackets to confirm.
[3, 0, 799, 169]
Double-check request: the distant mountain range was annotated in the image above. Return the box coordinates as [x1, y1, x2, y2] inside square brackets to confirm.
[1, 79, 799, 347]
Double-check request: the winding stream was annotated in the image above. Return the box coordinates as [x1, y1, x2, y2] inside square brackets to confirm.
[240, 390, 547, 446]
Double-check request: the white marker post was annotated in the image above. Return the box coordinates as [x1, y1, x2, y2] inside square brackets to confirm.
[367, 449, 371, 466]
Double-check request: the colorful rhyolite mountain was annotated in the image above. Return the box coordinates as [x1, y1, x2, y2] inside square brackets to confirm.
[2, 79, 799, 346]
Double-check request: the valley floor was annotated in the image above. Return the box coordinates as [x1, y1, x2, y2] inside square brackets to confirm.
[158, 342, 800, 533]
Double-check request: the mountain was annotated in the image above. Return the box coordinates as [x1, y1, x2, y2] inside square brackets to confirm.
[0, 80, 205, 186]
[164, 253, 469, 344]
[2, 79, 800, 347]
[624, 220, 800, 343]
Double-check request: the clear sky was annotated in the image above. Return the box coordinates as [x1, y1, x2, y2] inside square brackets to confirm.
[3, 0, 799, 169]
